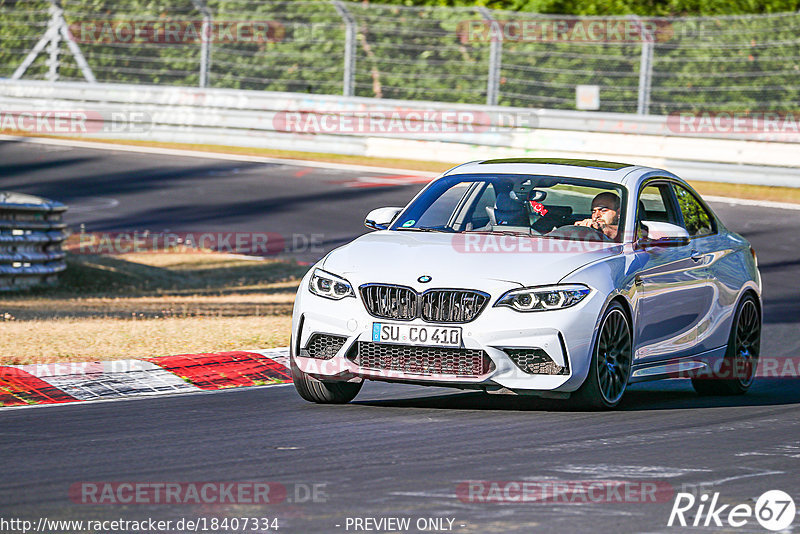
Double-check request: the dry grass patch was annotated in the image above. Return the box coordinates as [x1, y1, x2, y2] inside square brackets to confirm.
[689, 180, 800, 204]
[0, 253, 309, 364]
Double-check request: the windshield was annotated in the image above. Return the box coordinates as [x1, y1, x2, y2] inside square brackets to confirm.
[390, 174, 627, 243]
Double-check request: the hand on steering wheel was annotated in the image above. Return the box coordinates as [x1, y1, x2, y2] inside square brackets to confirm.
[574, 219, 612, 239]
[546, 224, 612, 242]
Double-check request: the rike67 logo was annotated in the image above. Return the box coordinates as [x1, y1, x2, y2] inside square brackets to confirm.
[668, 490, 796, 531]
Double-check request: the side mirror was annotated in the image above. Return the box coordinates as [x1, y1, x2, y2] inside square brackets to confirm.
[638, 221, 690, 248]
[365, 207, 403, 230]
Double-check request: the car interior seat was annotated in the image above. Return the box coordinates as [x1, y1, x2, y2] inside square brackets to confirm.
[486, 184, 529, 227]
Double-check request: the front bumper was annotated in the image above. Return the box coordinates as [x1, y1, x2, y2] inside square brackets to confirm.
[292, 274, 604, 394]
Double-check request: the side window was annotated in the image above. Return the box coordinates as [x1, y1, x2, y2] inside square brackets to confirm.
[637, 183, 681, 240]
[637, 183, 680, 225]
[673, 184, 715, 237]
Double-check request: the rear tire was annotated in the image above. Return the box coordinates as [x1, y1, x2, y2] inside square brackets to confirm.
[692, 294, 760, 396]
[572, 302, 633, 410]
[290, 349, 362, 404]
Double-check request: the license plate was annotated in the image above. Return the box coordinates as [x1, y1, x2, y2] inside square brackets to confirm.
[372, 323, 462, 347]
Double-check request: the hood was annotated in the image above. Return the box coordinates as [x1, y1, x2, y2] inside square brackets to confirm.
[322, 230, 622, 291]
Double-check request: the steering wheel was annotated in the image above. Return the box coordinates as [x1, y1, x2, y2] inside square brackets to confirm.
[546, 224, 612, 242]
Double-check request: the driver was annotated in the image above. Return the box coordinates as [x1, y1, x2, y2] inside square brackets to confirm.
[574, 192, 620, 240]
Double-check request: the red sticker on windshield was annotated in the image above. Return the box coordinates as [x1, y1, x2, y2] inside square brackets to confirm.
[529, 201, 548, 216]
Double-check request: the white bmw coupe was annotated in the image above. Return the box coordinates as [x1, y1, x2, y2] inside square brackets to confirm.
[290, 159, 762, 408]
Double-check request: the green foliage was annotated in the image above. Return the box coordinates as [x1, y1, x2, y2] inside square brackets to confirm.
[1, 0, 799, 114]
[674, 185, 713, 236]
[370, 0, 800, 16]
[0, 0, 52, 79]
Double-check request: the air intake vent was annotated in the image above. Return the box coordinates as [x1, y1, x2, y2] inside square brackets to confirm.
[360, 285, 488, 323]
[360, 284, 417, 320]
[352, 341, 492, 377]
[504, 348, 568, 375]
[421, 289, 488, 323]
[301, 334, 348, 360]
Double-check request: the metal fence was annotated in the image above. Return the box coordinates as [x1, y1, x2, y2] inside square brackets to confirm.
[2, 1, 799, 115]
[0, 192, 67, 291]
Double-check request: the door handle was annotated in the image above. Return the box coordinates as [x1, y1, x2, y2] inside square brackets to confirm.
[634, 276, 643, 286]
[690, 249, 703, 262]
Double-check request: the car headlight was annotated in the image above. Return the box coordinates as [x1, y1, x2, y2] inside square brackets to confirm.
[494, 284, 591, 312]
[309, 269, 355, 300]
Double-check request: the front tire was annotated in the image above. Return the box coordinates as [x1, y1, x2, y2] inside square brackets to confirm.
[290, 350, 362, 404]
[692, 294, 760, 396]
[572, 302, 633, 409]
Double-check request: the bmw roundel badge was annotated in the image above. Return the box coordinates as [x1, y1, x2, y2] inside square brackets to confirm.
[418, 275, 432, 283]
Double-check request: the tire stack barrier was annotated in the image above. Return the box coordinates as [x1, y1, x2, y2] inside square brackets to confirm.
[0, 192, 67, 290]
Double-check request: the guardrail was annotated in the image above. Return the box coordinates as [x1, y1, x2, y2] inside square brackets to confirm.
[2, 79, 800, 187]
[0, 192, 67, 291]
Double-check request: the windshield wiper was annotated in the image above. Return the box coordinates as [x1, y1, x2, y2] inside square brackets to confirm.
[466, 230, 533, 237]
[396, 226, 451, 233]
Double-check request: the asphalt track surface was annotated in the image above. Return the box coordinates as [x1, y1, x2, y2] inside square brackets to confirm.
[2, 139, 800, 533]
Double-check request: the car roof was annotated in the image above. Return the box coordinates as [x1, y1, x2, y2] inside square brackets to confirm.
[441, 158, 680, 189]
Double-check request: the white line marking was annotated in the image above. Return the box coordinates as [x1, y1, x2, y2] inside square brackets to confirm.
[390, 490, 455, 499]
[695, 469, 784, 487]
[0, 134, 440, 177]
[66, 197, 120, 213]
[553, 464, 711, 478]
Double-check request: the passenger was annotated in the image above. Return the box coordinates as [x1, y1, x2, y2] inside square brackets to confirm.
[574, 192, 620, 240]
